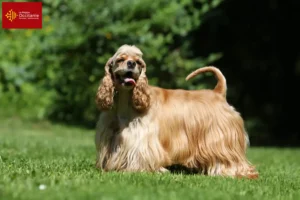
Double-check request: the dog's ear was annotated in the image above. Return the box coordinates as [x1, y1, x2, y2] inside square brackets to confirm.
[132, 58, 151, 112]
[95, 57, 115, 111]
[138, 58, 146, 71]
[104, 57, 113, 76]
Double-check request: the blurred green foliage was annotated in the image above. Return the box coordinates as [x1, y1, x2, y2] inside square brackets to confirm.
[0, 0, 223, 126]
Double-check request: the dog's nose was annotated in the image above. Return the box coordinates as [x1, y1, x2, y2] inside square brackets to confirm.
[127, 60, 136, 69]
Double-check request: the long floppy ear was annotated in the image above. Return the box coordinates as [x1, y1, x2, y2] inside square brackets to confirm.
[132, 58, 151, 112]
[95, 57, 115, 111]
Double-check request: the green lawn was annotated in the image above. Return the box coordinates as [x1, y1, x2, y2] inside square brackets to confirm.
[0, 118, 299, 200]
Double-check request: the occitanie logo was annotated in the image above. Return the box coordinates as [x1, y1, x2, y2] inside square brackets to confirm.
[5, 9, 18, 22]
[2, 2, 43, 29]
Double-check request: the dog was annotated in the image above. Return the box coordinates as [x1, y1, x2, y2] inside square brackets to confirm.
[95, 44, 258, 178]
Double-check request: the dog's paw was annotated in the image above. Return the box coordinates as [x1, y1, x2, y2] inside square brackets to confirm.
[157, 167, 170, 173]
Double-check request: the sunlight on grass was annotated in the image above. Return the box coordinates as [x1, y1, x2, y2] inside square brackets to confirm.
[0, 118, 300, 200]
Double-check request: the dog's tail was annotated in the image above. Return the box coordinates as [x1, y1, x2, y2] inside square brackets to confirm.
[185, 66, 227, 97]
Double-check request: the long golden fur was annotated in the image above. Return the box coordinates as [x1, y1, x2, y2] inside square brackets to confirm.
[95, 44, 258, 178]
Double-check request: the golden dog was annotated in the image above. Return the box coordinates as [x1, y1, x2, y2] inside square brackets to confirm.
[95, 44, 258, 178]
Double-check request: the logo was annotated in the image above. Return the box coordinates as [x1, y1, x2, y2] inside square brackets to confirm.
[5, 9, 18, 22]
[2, 2, 42, 29]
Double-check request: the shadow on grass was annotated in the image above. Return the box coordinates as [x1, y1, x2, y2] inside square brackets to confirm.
[166, 165, 201, 175]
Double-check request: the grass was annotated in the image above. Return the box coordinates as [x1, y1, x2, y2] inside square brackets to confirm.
[0, 118, 300, 200]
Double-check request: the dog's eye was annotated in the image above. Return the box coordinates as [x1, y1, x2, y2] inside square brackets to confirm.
[117, 59, 124, 63]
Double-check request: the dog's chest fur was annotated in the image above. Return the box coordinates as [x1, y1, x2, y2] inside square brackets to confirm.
[114, 90, 134, 130]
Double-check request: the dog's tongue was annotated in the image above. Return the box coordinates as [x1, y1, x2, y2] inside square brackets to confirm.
[124, 78, 136, 86]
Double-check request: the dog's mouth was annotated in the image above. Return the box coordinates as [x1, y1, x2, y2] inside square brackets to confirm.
[115, 71, 137, 87]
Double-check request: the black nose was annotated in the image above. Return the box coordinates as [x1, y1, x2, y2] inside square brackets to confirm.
[127, 60, 136, 69]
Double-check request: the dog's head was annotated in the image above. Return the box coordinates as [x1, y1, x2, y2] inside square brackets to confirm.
[96, 45, 150, 112]
[109, 45, 146, 90]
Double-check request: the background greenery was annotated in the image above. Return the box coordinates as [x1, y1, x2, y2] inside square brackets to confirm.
[0, 0, 222, 125]
[1, 0, 299, 145]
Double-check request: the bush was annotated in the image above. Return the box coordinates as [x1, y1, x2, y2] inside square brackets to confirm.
[0, 0, 223, 127]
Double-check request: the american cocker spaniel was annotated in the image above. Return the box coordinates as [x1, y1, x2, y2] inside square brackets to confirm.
[95, 44, 258, 179]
